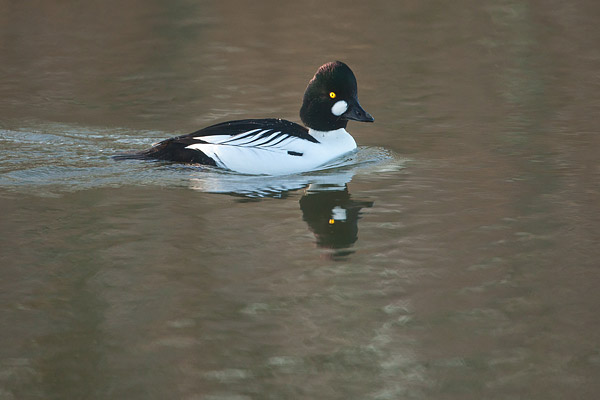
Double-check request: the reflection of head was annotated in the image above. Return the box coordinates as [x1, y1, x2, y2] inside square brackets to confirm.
[299, 187, 373, 250]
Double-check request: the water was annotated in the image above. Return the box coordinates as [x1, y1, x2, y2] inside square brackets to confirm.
[1, 1, 599, 399]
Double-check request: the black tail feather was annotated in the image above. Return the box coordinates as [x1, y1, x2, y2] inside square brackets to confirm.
[113, 151, 153, 160]
[113, 139, 217, 165]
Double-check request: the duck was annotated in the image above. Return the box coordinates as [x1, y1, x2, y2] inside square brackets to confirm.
[115, 61, 374, 175]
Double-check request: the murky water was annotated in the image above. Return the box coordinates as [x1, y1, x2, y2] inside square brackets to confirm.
[1, 1, 599, 399]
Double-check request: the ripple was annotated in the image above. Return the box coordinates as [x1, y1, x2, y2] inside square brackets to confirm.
[0, 124, 404, 197]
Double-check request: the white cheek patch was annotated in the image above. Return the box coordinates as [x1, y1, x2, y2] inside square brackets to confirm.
[331, 100, 348, 116]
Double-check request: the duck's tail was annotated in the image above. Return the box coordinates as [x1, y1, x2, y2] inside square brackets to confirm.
[112, 151, 152, 160]
[113, 139, 217, 165]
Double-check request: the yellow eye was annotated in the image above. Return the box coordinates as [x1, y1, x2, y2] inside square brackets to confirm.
[329, 92, 336, 99]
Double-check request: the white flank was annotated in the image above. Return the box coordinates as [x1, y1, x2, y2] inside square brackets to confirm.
[184, 127, 357, 175]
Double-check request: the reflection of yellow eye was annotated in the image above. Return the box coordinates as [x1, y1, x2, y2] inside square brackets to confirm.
[329, 92, 336, 99]
[328, 219, 335, 225]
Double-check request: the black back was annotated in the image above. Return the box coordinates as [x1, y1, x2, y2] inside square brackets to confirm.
[188, 118, 316, 142]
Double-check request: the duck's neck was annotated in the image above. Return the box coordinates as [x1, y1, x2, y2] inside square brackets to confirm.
[308, 128, 357, 151]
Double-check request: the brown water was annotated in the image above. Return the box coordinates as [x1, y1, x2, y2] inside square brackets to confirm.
[1, 1, 600, 399]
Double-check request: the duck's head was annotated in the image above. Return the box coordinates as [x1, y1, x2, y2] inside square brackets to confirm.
[300, 61, 374, 131]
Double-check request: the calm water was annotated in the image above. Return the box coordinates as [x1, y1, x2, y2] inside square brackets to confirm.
[1, 1, 599, 399]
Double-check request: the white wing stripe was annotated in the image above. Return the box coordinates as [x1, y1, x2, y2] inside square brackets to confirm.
[194, 129, 263, 145]
[222, 129, 262, 143]
[193, 129, 312, 149]
[261, 134, 292, 148]
[246, 131, 284, 146]
[225, 129, 272, 146]
[237, 130, 273, 145]
[254, 131, 285, 146]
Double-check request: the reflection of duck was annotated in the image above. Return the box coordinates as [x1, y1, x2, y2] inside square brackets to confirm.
[188, 166, 357, 198]
[189, 166, 374, 256]
[300, 185, 373, 252]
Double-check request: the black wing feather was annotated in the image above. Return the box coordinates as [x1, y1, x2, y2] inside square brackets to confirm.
[114, 118, 317, 164]
[189, 118, 317, 142]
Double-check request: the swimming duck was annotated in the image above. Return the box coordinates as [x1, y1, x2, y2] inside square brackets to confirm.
[116, 61, 373, 175]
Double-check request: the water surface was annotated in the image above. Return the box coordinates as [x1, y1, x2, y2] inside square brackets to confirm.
[1, 1, 599, 399]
